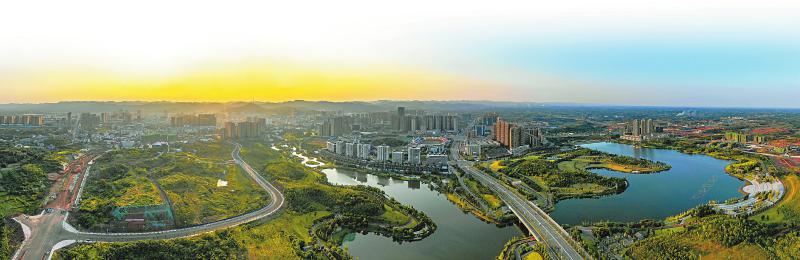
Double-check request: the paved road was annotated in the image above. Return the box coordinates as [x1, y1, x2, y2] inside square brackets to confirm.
[450, 121, 586, 260]
[13, 143, 284, 260]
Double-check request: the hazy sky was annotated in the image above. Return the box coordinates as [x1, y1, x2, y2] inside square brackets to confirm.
[1, 0, 799, 107]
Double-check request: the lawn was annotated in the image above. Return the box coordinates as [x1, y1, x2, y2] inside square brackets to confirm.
[380, 204, 411, 226]
[558, 155, 668, 173]
[557, 159, 587, 172]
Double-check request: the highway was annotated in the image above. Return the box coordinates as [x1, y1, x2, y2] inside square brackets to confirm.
[13, 143, 284, 260]
[450, 123, 587, 260]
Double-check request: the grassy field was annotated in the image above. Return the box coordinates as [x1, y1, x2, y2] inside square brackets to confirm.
[76, 141, 270, 230]
[233, 211, 331, 259]
[161, 164, 269, 226]
[653, 226, 685, 236]
[379, 204, 411, 226]
[753, 174, 799, 225]
[557, 156, 667, 173]
[555, 183, 610, 197]
[0, 192, 34, 218]
[115, 175, 163, 206]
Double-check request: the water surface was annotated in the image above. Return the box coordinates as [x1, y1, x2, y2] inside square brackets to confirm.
[550, 142, 745, 225]
[322, 168, 522, 260]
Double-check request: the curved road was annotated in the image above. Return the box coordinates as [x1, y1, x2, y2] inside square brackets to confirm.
[13, 143, 284, 260]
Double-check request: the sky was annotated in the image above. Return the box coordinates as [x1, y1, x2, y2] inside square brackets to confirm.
[1, 0, 799, 107]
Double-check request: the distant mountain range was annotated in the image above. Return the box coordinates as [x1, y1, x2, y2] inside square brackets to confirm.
[0, 100, 554, 114]
[0, 101, 797, 114]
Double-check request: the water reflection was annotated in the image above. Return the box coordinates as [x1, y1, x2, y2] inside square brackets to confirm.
[377, 176, 390, 186]
[551, 142, 744, 225]
[407, 180, 421, 189]
[320, 168, 522, 260]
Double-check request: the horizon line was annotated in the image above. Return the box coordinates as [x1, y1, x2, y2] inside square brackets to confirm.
[0, 100, 799, 110]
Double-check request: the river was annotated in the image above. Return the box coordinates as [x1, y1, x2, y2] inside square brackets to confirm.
[318, 141, 745, 258]
[550, 142, 746, 225]
[321, 168, 522, 260]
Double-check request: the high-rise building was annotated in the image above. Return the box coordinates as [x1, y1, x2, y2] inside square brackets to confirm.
[345, 143, 355, 157]
[320, 120, 333, 136]
[79, 113, 100, 130]
[100, 112, 110, 126]
[120, 111, 133, 123]
[391, 151, 404, 163]
[335, 141, 346, 155]
[622, 118, 661, 142]
[335, 117, 348, 135]
[0, 114, 44, 126]
[224, 122, 237, 139]
[725, 132, 766, 144]
[493, 117, 544, 149]
[631, 119, 641, 136]
[376, 145, 390, 161]
[395, 107, 407, 131]
[484, 113, 498, 126]
[408, 147, 421, 164]
[326, 141, 336, 152]
[23, 114, 44, 126]
[221, 120, 260, 139]
[172, 114, 217, 127]
[357, 143, 371, 159]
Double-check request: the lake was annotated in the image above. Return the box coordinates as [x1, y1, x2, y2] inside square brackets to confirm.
[550, 142, 746, 225]
[322, 168, 522, 260]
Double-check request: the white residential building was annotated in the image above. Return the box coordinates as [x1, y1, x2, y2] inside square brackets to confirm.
[391, 151, 404, 163]
[345, 142, 355, 157]
[376, 145, 390, 161]
[357, 143, 371, 159]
